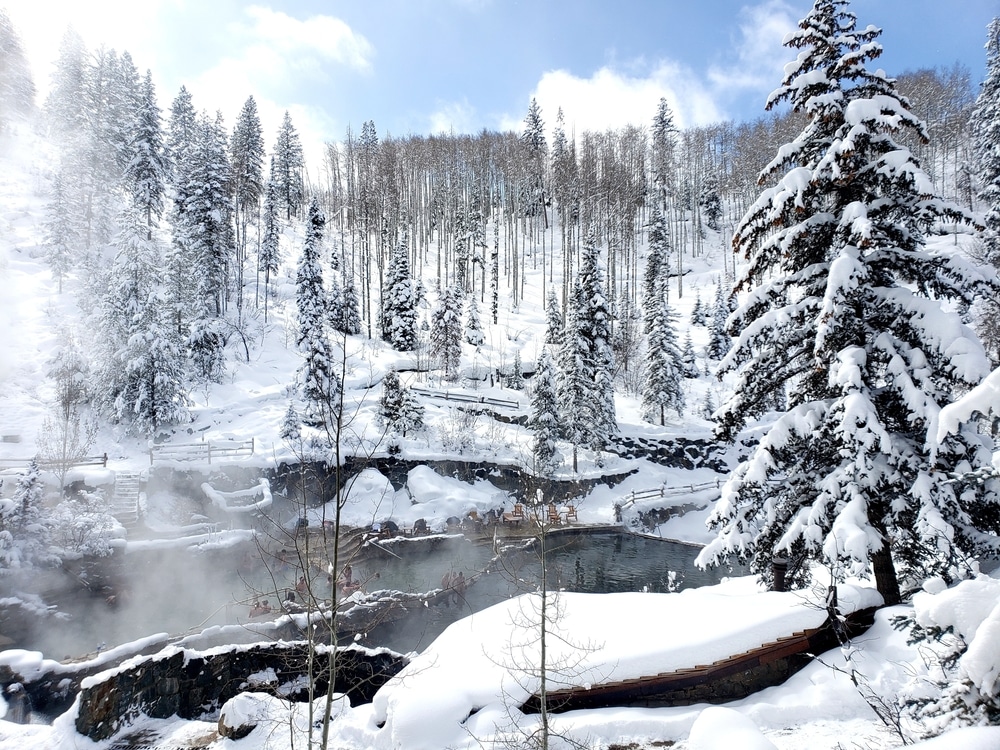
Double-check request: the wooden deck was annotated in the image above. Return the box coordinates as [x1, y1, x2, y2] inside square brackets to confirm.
[521, 606, 878, 713]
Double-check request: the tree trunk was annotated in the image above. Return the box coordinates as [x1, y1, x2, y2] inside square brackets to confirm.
[871, 517, 901, 606]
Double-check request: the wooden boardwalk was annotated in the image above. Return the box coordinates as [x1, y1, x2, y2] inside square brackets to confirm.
[521, 607, 878, 714]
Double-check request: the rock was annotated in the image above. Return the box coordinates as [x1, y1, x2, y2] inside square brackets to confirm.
[218, 692, 272, 740]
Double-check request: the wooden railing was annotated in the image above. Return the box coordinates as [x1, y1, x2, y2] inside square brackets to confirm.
[410, 386, 520, 410]
[619, 480, 722, 509]
[149, 438, 255, 466]
[0, 454, 108, 469]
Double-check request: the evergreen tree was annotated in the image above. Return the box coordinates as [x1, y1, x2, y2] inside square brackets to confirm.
[970, 17, 1000, 365]
[521, 98, 547, 219]
[699, 176, 723, 231]
[296, 199, 340, 424]
[378, 370, 424, 438]
[430, 285, 463, 381]
[230, 95, 265, 318]
[166, 86, 197, 194]
[0, 9, 35, 129]
[681, 332, 700, 378]
[578, 230, 617, 447]
[706, 277, 731, 360]
[696, 0, 1000, 605]
[651, 97, 678, 208]
[506, 350, 524, 391]
[99, 208, 187, 433]
[642, 295, 685, 424]
[529, 348, 560, 475]
[124, 70, 167, 236]
[0, 461, 57, 571]
[690, 292, 706, 326]
[44, 28, 87, 140]
[163, 86, 198, 338]
[643, 205, 670, 333]
[44, 169, 78, 293]
[341, 282, 362, 336]
[556, 281, 590, 472]
[544, 288, 563, 345]
[258, 172, 281, 321]
[272, 110, 304, 220]
[380, 230, 418, 351]
[175, 110, 233, 327]
[465, 295, 485, 346]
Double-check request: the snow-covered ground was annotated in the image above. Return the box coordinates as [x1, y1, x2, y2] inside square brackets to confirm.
[2, 118, 999, 748]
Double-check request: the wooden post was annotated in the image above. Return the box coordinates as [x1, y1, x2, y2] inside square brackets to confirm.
[772, 557, 788, 592]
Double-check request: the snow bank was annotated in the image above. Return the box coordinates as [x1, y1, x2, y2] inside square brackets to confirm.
[371, 578, 880, 750]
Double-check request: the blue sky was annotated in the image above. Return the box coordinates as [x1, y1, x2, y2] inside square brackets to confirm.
[8, 0, 999, 164]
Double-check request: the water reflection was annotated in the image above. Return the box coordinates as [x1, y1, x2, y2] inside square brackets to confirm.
[355, 531, 742, 653]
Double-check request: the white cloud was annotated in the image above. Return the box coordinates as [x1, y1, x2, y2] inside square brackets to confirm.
[501, 0, 798, 138]
[707, 0, 798, 93]
[428, 100, 479, 136]
[183, 5, 374, 165]
[506, 62, 725, 139]
[237, 6, 373, 73]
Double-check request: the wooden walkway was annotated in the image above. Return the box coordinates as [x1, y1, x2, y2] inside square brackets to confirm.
[521, 607, 878, 714]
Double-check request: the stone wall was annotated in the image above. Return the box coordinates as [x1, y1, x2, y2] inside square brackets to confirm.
[74, 642, 407, 741]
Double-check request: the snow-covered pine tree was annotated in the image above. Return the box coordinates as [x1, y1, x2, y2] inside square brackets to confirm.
[696, 0, 1000, 605]
[705, 277, 731, 360]
[187, 110, 233, 317]
[643, 204, 670, 334]
[544, 288, 563, 345]
[521, 98, 547, 220]
[44, 169, 77, 293]
[430, 285, 463, 382]
[506, 350, 524, 391]
[0, 461, 57, 571]
[230, 95, 265, 320]
[970, 17, 1000, 365]
[642, 294, 685, 424]
[529, 348, 560, 475]
[296, 198, 340, 425]
[380, 230, 418, 351]
[690, 291, 706, 326]
[272, 110, 304, 220]
[178, 111, 232, 382]
[556, 281, 590, 472]
[465, 295, 485, 346]
[124, 70, 167, 237]
[163, 86, 198, 337]
[578, 229, 617, 447]
[44, 28, 87, 142]
[0, 9, 35, 129]
[258, 171, 281, 321]
[377, 370, 424, 438]
[99, 208, 187, 433]
[340, 281, 362, 336]
[699, 176, 723, 232]
[326, 272, 346, 337]
[651, 97, 678, 209]
[681, 332, 700, 378]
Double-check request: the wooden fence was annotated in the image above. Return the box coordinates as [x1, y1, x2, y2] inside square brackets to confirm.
[0, 454, 108, 470]
[149, 438, 255, 466]
[410, 386, 520, 410]
[619, 480, 722, 509]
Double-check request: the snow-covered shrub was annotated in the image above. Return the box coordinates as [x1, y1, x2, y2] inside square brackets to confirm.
[50, 489, 122, 559]
[0, 462, 59, 573]
[898, 574, 1000, 736]
[438, 407, 478, 455]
